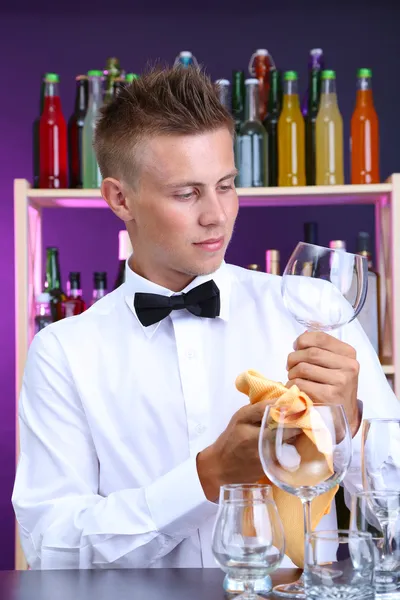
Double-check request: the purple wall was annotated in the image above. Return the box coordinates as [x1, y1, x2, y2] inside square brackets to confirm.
[0, 0, 399, 568]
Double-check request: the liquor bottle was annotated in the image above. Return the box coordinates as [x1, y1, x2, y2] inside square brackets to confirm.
[278, 71, 305, 187]
[173, 51, 199, 68]
[104, 57, 121, 104]
[263, 69, 282, 187]
[248, 49, 275, 121]
[304, 222, 318, 245]
[44, 247, 66, 321]
[39, 73, 68, 189]
[34, 292, 53, 333]
[68, 75, 88, 189]
[356, 232, 380, 355]
[350, 68, 380, 184]
[247, 264, 261, 271]
[265, 250, 280, 275]
[114, 230, 133, 289]
[305, 58, 323, 185]
[316, 70, 344, 185]
[237, 78, 268, 187]
[302, 49, 324, 118]
[232, 70, 245, 175]
[33, 75, 46, 189]
[83, 70, 103, 189]
[64, 272, 86, 317]
[215, 79, 230, 110]
[92, 272, 108, 304]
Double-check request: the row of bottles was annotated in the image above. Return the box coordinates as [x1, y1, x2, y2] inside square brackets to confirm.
[34, 57, 138, 189]
[34, 230, 132, 333]
[215, 48, 379, 188]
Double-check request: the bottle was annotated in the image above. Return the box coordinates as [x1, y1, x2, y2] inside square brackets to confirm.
[248, 49, 275, 121]
[263, 69, 282, 187]
[92, 272, 108, 304]
[173, 51, 199, 68]
[356, 232, 380, 355]
[237, 79, 268, 188]
[68, 75, 88, 189]
[215, 79, 230, 110]
[34, 292, 53, 333]
[104, 57, 121, 104]
[125, 73, 138, 83]
[329, 240, 346, 250]
[265, 250, 280, 275]
[304, 222, 318, 245]
[39, 73, 68, 189]
[83, 70, 103, 189]
[278, 71, 305, 187]
[305, 57, 323, 186]
[350, 68, 380, 184]
[64, 272, 86, 317]
[33, 75, 46, 188]
[232, 71, 245, 175]
[44, 247, 66, 321]
[302, 49, 324, 118]
[114, 230, 133, 289]
[247, 264, 261, 271]
[316, 70, 344, 186]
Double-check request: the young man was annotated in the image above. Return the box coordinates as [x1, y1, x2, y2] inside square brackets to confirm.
[13, 67, 399, 569]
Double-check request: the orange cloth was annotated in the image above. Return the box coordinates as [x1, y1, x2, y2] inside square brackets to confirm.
[236, 370, 338, 568]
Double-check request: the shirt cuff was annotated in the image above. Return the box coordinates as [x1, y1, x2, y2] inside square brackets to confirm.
[145, 457, 219, 537]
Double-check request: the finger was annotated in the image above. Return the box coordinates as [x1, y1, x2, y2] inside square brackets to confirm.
[236, 399, 272, 425]
[287, 347, 349, 371]
[294, 331, 356, 358]
[286, 378, 337, 405]
[287, 362, 339, 385]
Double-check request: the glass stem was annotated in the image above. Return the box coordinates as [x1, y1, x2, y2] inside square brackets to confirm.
[243, 580, 256, 599]
[381, 521, 391, 558]
[301, 498, 312, 571]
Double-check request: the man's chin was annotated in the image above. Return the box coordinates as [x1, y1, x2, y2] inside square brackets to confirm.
[184, 256, 225, 278]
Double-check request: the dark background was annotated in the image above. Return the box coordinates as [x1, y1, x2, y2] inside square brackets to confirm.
[0, 0, 398, 568]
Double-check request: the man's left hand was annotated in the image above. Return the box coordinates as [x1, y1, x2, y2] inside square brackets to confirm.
[286, 331, 361, 437]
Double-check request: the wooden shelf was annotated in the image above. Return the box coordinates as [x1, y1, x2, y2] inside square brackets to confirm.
[26, 182, 393, 209]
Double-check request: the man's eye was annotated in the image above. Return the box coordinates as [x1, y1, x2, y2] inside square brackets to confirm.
[175, 192, 194, 200]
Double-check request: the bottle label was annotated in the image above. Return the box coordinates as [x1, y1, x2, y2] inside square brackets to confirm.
[239, 134, 264, 187]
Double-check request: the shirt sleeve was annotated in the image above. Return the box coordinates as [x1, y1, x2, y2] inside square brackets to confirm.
[12, 330, 218, 570]
[339, 319, 400, 504]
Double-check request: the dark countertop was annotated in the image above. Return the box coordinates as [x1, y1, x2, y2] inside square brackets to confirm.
[0, 568, 301, 600]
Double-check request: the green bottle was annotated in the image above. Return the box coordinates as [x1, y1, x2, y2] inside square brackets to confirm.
[237, 78, 268, 187]
[232, 71, 245, 177]
[83, 70, 103, 189]
[305, 67, 322, 185]
[104, 57, 121, 104]
[263, 69, 282, 187]
[125, 73, 139, 83]
[44, 247, 66, 321]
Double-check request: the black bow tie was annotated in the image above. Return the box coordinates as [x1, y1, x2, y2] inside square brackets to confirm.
[134, 280, 220, 327]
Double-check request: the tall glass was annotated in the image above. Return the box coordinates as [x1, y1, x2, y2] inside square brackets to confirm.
[362, 419, 400, 492]
[259, 404, 352, 598]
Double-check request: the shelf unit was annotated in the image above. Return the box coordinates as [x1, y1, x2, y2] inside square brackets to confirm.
[13, 175, 400, 569]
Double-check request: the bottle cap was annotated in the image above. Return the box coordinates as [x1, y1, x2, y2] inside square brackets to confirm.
[247, 264, 260, 271]
[215, 78, 230, 86]
[87, 70, 103, 77]
[284, 71, 298, 81]
[37, 292, 51, 302]
[255, 49, 269, 56]
[69, 272, 81, 288]
[329, 239, 346, 250]
[46, 246, 59, 253]
[245, 78, 259, 85]
[76, 74, 88, 81]
[179, 51, 193, 58]
[125, 73, 139, 82]
[45, 73, 59, 83]
[322, 69, 336, 80]
[118, 230, 133, 261]
[357, 231, 370, 253]
[310, 48, 323, 56]
[357, 68, 372, 78]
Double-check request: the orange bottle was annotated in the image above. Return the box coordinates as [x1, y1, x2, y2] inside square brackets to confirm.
[350, 68, 380, 184]
[248, 49, 275, 121]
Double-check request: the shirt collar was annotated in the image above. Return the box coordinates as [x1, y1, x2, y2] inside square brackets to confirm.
[123, 258, 231, 337]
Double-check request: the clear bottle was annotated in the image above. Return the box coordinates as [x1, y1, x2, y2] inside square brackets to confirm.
[316, 70, 344, 185]
[237, 78, 268, 188]
[265, 250, 280, 274]
[173, 51, 199, 68]
[356, 232, 380, 355]
[34, 292, 53, 334]
[215, 79, 230, 110]
[92, 272, 108, 304]
[114, 230, 133, 289]
[278, 71, 305, 187]
[83, 70, 103, 189]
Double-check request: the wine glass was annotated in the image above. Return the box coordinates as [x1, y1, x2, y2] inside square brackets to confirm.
[281, 242, 368, 332]
[362, 419, 400, 493]
[212, 484, 285, 599]
[259, 404, 352, 598]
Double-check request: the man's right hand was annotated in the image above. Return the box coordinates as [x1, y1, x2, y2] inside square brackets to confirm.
[196, 400, 269, 502]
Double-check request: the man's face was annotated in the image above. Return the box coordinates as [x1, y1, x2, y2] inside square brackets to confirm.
[127, 127, 239, 290]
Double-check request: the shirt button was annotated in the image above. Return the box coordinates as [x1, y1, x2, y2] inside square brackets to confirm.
[195, 424, 206, 435]
[187, 349, 196, 359]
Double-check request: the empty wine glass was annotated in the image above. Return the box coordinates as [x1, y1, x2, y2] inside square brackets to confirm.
[281, 242, 368, 331]
[362, 419, 400, 493]
[259, 404, 352, 598]
[212, 484, 285, 599]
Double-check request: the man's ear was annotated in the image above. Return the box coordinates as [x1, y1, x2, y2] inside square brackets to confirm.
[101, 177, 135, 223]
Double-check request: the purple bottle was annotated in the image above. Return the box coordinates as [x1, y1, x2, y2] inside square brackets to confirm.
[302, 48, 325, 117]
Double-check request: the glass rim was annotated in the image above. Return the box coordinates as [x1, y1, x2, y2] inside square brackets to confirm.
[291, 241, 367, 260]
[364, 418, 400, 423]
[221, 483, 272, 491]
[354, 490, 400, 498]
[306, 529, 373, 541]
[265, 402, 345, 410]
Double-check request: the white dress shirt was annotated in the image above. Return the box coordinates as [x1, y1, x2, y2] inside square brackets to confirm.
[12, 261, 400, 570]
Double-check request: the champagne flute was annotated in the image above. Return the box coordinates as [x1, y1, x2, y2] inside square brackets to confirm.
[259, 404, 352, 598]
[362, 419, 400, 493]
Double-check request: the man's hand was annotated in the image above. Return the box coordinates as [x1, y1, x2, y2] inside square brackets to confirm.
[197, 401, 268, 501]
[286, 331, 361, 437]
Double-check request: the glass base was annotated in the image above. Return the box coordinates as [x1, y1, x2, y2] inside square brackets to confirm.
[273, 576, 305, 599]
[223, 574, 272, 596]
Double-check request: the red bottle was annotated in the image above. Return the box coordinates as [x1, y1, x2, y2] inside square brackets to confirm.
[248, 49, 275, 121]
[39, 73, 68, 189]
[64, 272, 86, 317]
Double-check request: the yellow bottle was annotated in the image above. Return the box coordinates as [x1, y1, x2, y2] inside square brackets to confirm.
[316, 70, 344, 185]
[278, 71, 305, 186]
